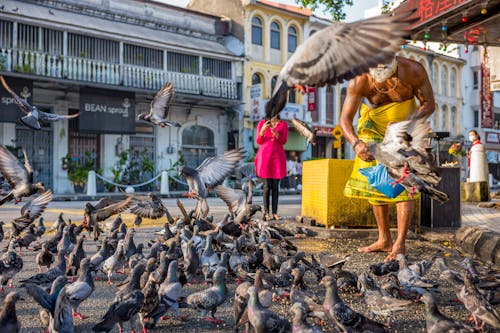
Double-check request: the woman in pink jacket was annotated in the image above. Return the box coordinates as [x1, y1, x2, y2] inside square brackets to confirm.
[254, 115, 288, 221]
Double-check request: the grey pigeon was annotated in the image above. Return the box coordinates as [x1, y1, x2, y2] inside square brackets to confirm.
[0, 291, 23, 333]
[89, 237, 110, 279]
[129, 193, 172, 219]
[65, 258, 94, 320]
[420, 292, 475, 333]
[137, 82, 180, 127]
[291, 116, 317, 147]
[128, 243, 144, 269]
[215, 185, 261, 225]
[408, 257, 435, 277]
[182, 239, 200, 283]
[36, 242, 54, 272]
[11, 190, 52, 237]
[396, 254, 437, 290]
[102, 239, 126, 284]
[20, 250, 65, 286]
[179, 148, 245, 219]
[0, 249, 23, 291]
[34, 217, 46, 239]
[370, 260, 400, 276]
[49, 212, 65, 232]
[321, 275, 387, 333]
[265, 11, 416, 118]
[291, 302, 323, 333]
[92, 263, 146, 333]
[459, 272, 500, 330]
[367, 117, 448, 202]
[84, 197, 132, 241]
[66, 236, 86, 278]
[138, 277, 159, 333]
[104, 213, 122, 233]
[17, 224, 37, 251]
[49, 285, 74, 333]
[186, 267, 228, 323]
[56, 226, 74, 255]
[200, 234, 219, 283]
[247, 286, 291, 333]
[0, 75, 80, 130]
[123, 228, 137, 260]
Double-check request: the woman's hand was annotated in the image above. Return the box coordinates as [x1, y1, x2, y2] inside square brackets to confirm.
[259, 121, 271, 137]
[354, 141, 374, 162]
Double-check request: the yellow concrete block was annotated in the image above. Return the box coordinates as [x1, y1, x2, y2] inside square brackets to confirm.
[301, 159, 420, 229]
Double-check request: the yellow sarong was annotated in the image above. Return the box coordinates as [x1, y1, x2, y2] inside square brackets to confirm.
[344, 98, 419, 205]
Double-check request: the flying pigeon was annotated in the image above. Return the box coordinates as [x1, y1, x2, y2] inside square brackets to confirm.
[179, 148, 245, 219]
[291, 117, 317, 147]
[137, 82, 180, 127]
[0, 75, 80, 130]
[129, 192, 172, 219]
[265, 10, 417, 118]
[215, 185, 261, 225]
[10, 190, 52, 237]
[0, 145, 46, 205]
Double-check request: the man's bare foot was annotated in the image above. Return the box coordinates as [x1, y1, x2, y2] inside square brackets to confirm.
[384, 243, 405, 262]
[358, 240, 392, 253]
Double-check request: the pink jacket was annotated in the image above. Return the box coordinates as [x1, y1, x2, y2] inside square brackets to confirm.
[254, 119, 288, 179]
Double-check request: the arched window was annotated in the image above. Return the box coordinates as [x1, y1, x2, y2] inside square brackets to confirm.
[450, 68, 457, 97]
[432, 63, 438, 90]
[271, 75, 278, 94]
[182, 125, 216, 168]
[252, 73, 262, 85]
[450, 106, 457, 134]
[270, 22, 281, 50]
[288, 26, 297, 53]
[441, 66, 448, 95]
[431, 105, 439, 129]
[251, 16, 263, 45]
[288, 89, 296, 103]
[441, 105, 448, 130]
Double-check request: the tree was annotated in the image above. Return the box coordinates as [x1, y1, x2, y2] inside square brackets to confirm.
[295, 0, 353, 21]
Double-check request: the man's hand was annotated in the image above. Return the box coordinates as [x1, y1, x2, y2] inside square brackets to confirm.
[354, 141, 374, 162]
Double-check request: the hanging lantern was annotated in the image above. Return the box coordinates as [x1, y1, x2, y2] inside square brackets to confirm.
[424, 32, 430, 39]
[481, 8, 487, 14]
[441, 25, 447, 32]
[461, 16, 468, 23]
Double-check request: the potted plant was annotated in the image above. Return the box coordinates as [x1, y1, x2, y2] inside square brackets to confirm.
[64, 151, 97, 193]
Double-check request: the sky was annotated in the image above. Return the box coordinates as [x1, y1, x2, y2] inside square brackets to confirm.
[154, 0, 380, 22]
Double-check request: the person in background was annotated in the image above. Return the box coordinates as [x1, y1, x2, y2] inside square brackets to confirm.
[254, 112, 288, 221]
[467, 130, 489, 183]
[294, 155, 302, 193]
[287, 158, 297, 190]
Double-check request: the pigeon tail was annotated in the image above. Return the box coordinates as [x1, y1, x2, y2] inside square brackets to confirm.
[20, 114, 41, 130]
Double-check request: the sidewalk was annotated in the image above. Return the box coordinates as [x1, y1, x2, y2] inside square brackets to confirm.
[461, 200, 500, 234]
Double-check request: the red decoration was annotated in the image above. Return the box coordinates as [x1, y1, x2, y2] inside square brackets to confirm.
[307, 87, 317, 111]
[461, 16, 467, 23]
[413, 0, 467, 26]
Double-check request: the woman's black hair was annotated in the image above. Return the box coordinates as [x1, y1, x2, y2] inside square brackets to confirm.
[468, 130, 480, 140]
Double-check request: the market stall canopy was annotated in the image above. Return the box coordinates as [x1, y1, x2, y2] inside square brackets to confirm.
[394, 0, 500, 47]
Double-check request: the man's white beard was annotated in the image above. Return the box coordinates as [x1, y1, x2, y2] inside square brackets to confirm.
[369, 58, 398, 83]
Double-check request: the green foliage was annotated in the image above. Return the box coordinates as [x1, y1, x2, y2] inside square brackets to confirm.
[111, 148, 155, 189]
[295, 0, 353, 21]
[64, 151, 96, 186]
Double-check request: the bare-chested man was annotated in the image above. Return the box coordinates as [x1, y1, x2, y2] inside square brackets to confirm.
[340, 56, 435, 261]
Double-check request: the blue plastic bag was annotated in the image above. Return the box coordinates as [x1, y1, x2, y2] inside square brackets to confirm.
[359, 164, 405, 198]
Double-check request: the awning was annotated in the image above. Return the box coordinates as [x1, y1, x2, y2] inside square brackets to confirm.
[394, 0, 500, 46]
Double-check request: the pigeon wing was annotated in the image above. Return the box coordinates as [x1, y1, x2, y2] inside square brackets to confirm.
[20, 190, 53, 219]
[278, 11, 415, 89]
[215, 185, 246, 215]
[0, 145, 30, 189]
[150, 82, 175, 119]
[291, 117, 315, 143]
[38, 110, 80, 122]
[0, 75, 31, 113]
[93, 197, 132, 222]
[197, 148, 245, 188]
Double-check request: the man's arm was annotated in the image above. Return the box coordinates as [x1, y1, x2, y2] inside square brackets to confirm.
[411, 62, 435, 119]
[340, 76, 373, 161]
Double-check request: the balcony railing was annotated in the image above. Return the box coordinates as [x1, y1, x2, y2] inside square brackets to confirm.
[0, 48, 238, 99]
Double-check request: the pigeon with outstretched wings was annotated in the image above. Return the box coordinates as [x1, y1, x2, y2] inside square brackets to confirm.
[137, 82, 180, 128]
[266, 10, 416, 118]
[0, 75, 80, 130]
[11, 190, 53, 237]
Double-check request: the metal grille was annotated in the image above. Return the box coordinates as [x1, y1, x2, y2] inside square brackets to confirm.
[42, 28, 63, 55]
[15, 126, 53, 190]
[181, 147, 216, 169]
[130, 129, 157, 191]
[68, 33, 119, 62]
[0, 20, 13, 48]
[202, 57, 231, 78]
[69, 110, 100, 169]
[18, 23, 39, 50]
[167, 51, 199, 74]
[124, 43, 163, 69]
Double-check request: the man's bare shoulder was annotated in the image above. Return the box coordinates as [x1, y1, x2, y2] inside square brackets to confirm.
[397, 56, 426, 74]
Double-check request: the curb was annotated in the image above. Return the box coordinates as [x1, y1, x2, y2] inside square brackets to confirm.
[455, 226, 500, 266]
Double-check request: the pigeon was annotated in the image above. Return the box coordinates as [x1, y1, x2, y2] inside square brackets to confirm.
[186, 267, 228, 323]
[0, 221, 5, 242]
[0, 75, 80, 130]
[291, 117, 317, 147]
[34, 217, 46, 240]
[123, 228, 137, 260]
[11, 190, 52, 237]
[20, 250, 66, 286]
[66, 236, 86, 278]
[201, 234, 219, 283]
[215, 185, 261, 225]
[127, 243, 144, 269]
[49, 285, 74, 333]
[137, 82, 181, 127]
[56, 226, 74, 254]
[396, 254, 437, 291]
[357, 272, 412, 319]
[370, 260, 400, 276]
[102, 239, 126, 285]
[459, 272, 500, 330]
[36, 242, 54, 272]
[182, 239, 200, 283]
[89, 237, 110, 278]
[420, 292, 475, 333]
[138, 277, 159, 332]
[65, 258, 94, 320]
[103, 214, 122, 233]
[366, 116, 449, 202]
[265, 10, 416, 118]
[129, 192, 172, 219]
[179, 148, 245, 219]
[0, 250, 23, 291]
[321, 275, 387, 333]
[246, 286, 291, 333]
[408, 257, 435, 277]
[0, 291, 23, 333]
[17, 224, 37, 251]
[49, 212, 65, 232]
[92, 263, 146, 333]
[290, 302, 323, 333]
[83, 197, 132, 241]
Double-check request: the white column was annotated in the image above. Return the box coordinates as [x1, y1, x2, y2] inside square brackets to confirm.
[0, 123, 16, 146]
[52, 100, 73, 194]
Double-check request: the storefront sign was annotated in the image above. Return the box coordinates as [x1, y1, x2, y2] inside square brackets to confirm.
[313, 126, 334, 137]
[250, 84, 263, 121]
[481, 60, 494, 128]
[484, 131, 500, 144]
[280, 103, 303, 121]
[489, 47, 500, 91]
[79, 87, 135, 134]
[398, 0, 469, 28]
[0, 77, 33, 123]
[307, 87, 316, 111]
